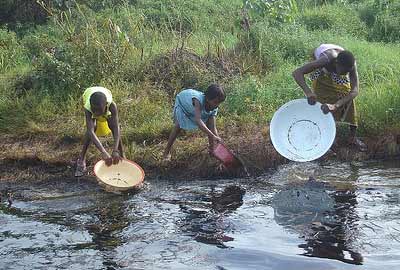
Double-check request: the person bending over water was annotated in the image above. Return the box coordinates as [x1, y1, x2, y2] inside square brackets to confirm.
[292, 43, 367, 151]
[75, 86, 123, 177]
[163, 84, 226, 161]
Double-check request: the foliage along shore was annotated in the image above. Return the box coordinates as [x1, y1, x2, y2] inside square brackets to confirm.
[1, 0, 400, 180]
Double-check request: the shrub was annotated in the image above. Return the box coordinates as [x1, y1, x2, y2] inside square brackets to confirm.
[246, 22, 323, 68]
[244, 0, 299, 24]
[134, 0, 240, 34]
[0, 0, 48, 26]
[359, 0, 400, 42]
[298, 4, 367, 39]
[0, 28, 27, 72]
[224, 62, 302, 122]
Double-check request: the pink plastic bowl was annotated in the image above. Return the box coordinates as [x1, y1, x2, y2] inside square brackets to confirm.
[212, 143, 241, 168]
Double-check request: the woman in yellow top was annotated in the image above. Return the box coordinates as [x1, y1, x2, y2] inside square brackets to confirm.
[292, 44, 366, 151]
[75, 86, 124, 177]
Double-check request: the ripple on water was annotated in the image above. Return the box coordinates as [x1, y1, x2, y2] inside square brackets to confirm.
[1, 160, 400, 269]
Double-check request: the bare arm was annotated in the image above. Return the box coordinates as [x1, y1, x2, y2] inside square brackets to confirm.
[85, 109, 108, 155]
[335, 62, 359, 108]
[292, 56, 329, 96]
[108, 102, 121, 153]
[207, 116, 218, 150]
[193, 99, 220, 140]
[208, 116, 218, 136]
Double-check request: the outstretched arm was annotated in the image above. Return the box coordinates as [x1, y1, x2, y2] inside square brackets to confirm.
[321, 62, 359, 114]
[108, 102, 122, 163]
[336, 62, 359, 108]
[206, 116, 218, 152]
[108, 103, 121, 153]
[292, 56, 330, 104]
[193, 99, 221, 142]
[85, 110, 112, 163]
[208, 116, 218, 136]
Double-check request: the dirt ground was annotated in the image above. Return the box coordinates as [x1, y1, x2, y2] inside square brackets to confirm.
[1, 124, 400, 183]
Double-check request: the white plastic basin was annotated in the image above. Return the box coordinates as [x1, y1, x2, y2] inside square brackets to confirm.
[270, 99, 336, 162]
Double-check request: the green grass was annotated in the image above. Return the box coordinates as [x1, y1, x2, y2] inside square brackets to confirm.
[1, 0, 400, 143]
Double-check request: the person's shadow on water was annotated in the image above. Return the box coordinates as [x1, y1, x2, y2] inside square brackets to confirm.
[272, 177, 363, 265]
[84, 194, 131, 268]
[178, 185, 246, 248]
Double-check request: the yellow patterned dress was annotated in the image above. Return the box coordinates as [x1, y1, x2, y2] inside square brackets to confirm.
[310, 69, 357, 126]
[82, 87, 113, 136]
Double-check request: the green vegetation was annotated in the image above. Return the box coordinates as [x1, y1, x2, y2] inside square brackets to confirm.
[1, 0, 400, 154]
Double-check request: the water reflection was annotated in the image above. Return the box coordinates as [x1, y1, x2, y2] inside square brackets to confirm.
[85, 197, 129, 250]
[300, 190, 363, 265]
[272, 177, 363, 265]
[1, 161, 400, 269]
[82, 194, 132, 269]
[179, 185, 245, 248]
[0, 181, 132, 269]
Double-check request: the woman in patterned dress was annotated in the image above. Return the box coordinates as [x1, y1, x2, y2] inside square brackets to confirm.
[292, 43, 367, 151]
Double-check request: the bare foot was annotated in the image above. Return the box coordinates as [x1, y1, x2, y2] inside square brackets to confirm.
[349, 137, 367, 152]
[162, 153, 172, 163]
[74, 159, 87, 177]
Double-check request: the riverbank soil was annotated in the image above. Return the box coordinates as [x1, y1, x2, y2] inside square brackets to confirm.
[1, 124, 399, 183]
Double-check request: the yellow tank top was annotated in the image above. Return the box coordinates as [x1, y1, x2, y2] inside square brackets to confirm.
[82, 87, 113, 118]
